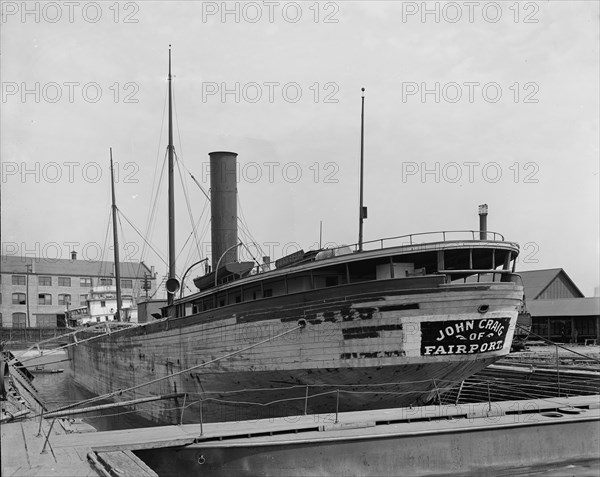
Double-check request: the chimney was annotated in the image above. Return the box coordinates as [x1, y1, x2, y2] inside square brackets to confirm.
[478, 204, 488, 240]
[71, 250, 77, 260]
[210, 151, 238, 270]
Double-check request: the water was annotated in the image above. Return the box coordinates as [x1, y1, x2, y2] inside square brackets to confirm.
[12, 348, 153, 432]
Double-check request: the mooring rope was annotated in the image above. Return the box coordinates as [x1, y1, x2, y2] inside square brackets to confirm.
[17, 323, 141, 365]
[516, 325, 600, 364]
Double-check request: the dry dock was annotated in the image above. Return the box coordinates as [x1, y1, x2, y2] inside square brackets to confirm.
[22, 395, 600, 477]
[2, 348, 599, 476]
[1, 353, 158, 477]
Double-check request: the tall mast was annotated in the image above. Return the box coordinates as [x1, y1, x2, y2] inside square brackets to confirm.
[358, 87, 366, 252]
[110, 148, 123, 320]
[167, 45, 176, 305]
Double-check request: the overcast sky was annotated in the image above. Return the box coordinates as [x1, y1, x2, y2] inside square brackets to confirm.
[1, 1, 598, 296]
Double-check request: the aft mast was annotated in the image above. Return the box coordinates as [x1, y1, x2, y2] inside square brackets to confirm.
[109, 148, 123, 320]
[358, 87, 366, 252]
[167, 45, 176, 305]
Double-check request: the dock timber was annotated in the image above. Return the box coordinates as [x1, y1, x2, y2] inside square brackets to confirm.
[39, 396, 600, 476]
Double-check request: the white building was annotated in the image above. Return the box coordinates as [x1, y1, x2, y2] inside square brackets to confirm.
[71, 286, 139, 326]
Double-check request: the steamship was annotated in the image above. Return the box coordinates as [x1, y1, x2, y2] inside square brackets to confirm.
[66, 50, 524, 425]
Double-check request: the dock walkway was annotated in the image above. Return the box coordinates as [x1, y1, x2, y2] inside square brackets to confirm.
[51, 395, 599, 451]
[1, 414, 158, 477]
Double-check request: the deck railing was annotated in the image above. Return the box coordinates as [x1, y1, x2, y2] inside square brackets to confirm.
[353, 229, 506, 253]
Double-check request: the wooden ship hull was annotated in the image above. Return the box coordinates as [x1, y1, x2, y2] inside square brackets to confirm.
[68, 272, 522, 424]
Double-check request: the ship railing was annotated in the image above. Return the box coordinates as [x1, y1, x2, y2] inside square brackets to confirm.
[446, 270, 522, 283]
[246, 230, 509, 272]
[333, 230, 507, 255]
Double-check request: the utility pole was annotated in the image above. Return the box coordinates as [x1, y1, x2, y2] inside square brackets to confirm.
[25, 263, 32, 328]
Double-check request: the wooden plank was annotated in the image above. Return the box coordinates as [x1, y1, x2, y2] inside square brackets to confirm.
[96, 450, 158, 477]
[121, 450, 159, 477]
[52, 425, 195, 452]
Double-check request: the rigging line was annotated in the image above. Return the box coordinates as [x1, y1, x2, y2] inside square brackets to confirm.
[172, 84, 210, 203]
[237, 218, 263, 255]
[172, 81, 184, 169]
[516, 325, 600, 363]
[42, 323, 305, 416]
[171, 80, 204, 270]
[170, 82, 210, 202]
[140, 152, 167, 260]
[147, 274, 167, 300]
[141, 150, 168, 261]
[172, 146, 210, 201]
[237, 195, 266, 259]
[96, 175, 112, 278]
[176, 197, 211, 269]
[118, 209, 169, 268]
[98, 206, 113, 280]
[238, 234, 261, 267]
[143, 84, 169, 257]
[116, 208, 129, 264]
[187, 170, 210, 201]
[237, 221, 266, 262]
[174, 150, 203, 264]
[18, 323, 140, 364]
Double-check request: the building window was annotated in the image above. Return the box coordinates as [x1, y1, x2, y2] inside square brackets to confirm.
[100, 300, 106, 307]
[58, 294, 72, 305]
[39, 276, 52, 286]
[58, 277, 71, 287]
[100, 278, 112, 286]
[121, 279, 133, 289]
[38, 294, 52, 305]
[263, 289, 273, 298]
[80, 294, 88, 305]
[12, 275, 26, 286]
[80, 277, 93, 287]
[12, 293, 26, 305]
[0, 294, 2, 304]
[12, 312, 26, 328]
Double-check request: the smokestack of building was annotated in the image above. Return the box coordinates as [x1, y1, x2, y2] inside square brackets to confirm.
[210, 151, 238, 270]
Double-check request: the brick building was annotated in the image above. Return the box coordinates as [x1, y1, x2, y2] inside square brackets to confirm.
[0, 253, 156, 328]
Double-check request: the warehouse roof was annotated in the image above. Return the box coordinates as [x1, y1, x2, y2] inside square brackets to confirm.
[518, 268, 584, 300]
[0, 255, 153, 279]
[527, 298, 600, 317]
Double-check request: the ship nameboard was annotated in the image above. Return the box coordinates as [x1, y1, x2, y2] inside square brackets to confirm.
[421, 318, 511, 356]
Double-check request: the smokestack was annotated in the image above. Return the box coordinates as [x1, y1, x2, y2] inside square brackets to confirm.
[210, 151, 238, 270]
[478, 204, 488, 240]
